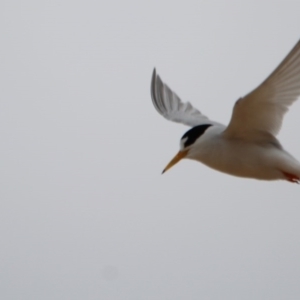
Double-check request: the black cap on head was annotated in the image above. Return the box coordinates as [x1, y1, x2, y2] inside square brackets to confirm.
[181, 124, 213, 148]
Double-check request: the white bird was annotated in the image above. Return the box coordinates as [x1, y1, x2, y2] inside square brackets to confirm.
[151, 39, 300, 183]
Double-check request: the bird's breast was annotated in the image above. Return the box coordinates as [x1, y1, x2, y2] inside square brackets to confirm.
[189, 136, 280, 179]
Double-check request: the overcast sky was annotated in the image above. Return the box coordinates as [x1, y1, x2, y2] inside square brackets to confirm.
[1, 1, 300, 299]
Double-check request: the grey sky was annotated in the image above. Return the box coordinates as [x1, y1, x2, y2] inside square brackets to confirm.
[1, 1, 300, 299]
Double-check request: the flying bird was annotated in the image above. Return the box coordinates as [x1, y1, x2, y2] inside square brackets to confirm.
[151, 39, 300, 183]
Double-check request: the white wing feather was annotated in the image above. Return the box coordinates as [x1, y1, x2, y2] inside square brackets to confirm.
[224, 39, 300, 139]
[151, 69, 221, 127]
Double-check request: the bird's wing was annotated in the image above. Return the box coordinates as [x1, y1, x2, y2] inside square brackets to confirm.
[151, 69, 221, 127]
[224, 39, 300, 140]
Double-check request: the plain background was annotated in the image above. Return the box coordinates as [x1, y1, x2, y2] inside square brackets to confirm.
[1, 1, 300, 299]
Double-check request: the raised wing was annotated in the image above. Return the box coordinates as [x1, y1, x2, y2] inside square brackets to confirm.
[151, 69, 221, 127]
[224, 39, 300, 139]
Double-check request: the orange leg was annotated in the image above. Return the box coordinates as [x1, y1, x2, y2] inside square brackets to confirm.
[282, 172, 300, 184]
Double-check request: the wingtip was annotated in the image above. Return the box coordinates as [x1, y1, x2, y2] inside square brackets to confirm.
[152, 68, 157, 79]
[151, 68, 160, 106]
[151, 68, 156, 98]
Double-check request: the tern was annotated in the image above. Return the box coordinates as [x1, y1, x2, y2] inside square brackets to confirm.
[151, 39, 300, 183]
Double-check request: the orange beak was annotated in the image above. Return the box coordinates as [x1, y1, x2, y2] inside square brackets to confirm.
[162, 150, 188, 174]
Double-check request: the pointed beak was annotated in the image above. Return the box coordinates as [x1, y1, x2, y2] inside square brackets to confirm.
[162, 150, 188, 174]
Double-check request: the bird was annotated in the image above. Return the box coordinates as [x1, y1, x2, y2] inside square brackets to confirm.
[150, 39, 300, 183]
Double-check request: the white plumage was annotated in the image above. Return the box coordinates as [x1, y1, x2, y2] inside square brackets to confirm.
[151, 39, 300, 183]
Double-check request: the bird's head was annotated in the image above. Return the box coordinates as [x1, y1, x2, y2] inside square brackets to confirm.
[162, 124, 212, 174]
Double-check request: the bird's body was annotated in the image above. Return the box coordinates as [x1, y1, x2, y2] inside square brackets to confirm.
[150, 39, 300, 183]
[187, 125, 300, 181]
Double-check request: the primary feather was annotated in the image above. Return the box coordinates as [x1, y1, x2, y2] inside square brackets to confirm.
[151, 69, 221, 127]
[224, 39, 300, 139]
